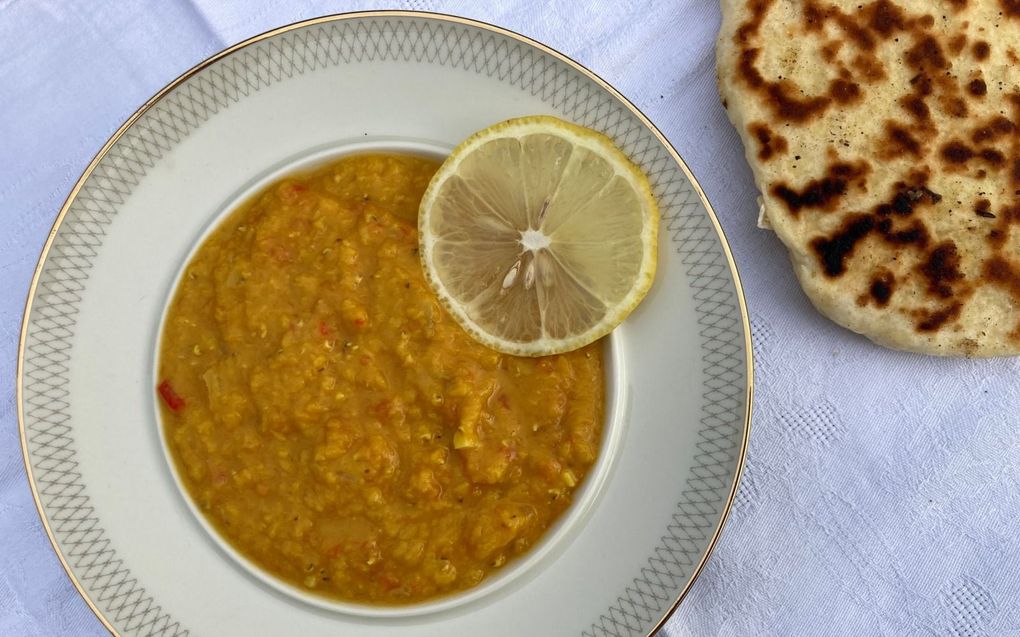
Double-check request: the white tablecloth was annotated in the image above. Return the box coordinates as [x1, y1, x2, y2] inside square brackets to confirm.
[3, 1, 1020, 635]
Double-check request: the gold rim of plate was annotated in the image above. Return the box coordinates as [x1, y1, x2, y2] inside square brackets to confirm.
[16, 10, 754, 636]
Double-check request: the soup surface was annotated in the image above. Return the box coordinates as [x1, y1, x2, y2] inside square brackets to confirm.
[157, 153, 605, 604]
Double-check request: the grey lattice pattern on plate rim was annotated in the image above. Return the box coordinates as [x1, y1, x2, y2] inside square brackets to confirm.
[20, 15, 747, 636]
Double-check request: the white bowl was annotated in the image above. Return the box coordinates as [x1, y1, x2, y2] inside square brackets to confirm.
[19, 11, 751, 637]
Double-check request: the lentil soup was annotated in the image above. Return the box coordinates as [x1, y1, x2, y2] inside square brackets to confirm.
[157, 153, 605, 605]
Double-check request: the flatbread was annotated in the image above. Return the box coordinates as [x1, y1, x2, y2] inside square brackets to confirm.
[717, 0, 1020, 356]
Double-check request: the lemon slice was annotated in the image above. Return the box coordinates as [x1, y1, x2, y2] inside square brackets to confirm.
[419, 115, 658, 356]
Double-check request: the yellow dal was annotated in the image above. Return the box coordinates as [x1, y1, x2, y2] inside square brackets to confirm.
[157, 154, 605, 604]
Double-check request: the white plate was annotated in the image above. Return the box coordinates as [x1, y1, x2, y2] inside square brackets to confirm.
[18, 11, 752, 637]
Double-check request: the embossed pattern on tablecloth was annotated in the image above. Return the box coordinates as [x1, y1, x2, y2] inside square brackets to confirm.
[3, 1, 1020, 635]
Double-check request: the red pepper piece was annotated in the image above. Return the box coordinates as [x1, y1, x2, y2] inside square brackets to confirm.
[158, 380, 185, 412]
